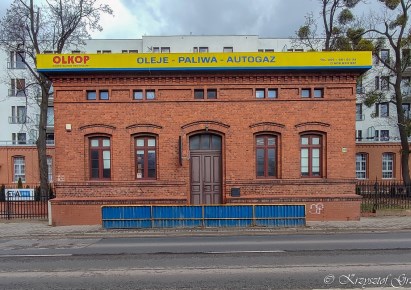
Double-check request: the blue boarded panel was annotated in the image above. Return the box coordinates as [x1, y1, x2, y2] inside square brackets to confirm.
[204, 205, 253, 227]
[103, 219, 152, 229]
[152, 206, 203, 228]
[102, 206, 152, 229]
[102, 204, 306, 229]
[102, 206, 151, 219]
[254, 205, 306, 227]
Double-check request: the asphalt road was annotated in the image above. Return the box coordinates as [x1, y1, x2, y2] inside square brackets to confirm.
[1, 232, 411, 289]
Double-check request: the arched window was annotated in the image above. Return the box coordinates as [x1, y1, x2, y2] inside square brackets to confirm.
[356, 153, 368, 179]
[255, 135, 277, 178]
[300, 134, 323, 177]
[135, 136, 157, 179]
[89, 137, 111, 179]
[382, 152, 395, 179]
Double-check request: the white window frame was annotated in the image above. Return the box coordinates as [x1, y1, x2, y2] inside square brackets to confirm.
[47, 156, 53, 182]
[356, 153, 367, 179]
[13, 156, 26, 182]
[380, 49, 390, 63]
[381, 76, 390, 91]
[382, 153, 394, 179]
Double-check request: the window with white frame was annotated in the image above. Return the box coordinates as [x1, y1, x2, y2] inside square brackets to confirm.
[12, 133, 26, 145]
[356, 130, 363, 141]
[47, 107, 54, 127]
[135, 136, 157, 179]
[47, 156, 53, 182]
[300, 134, 323, 177]
[10, 106, 26, 124]
[382, 153, 394, 179]
[13, 156, 25, 182]
[402, 77, 410, 90]
[381, 49, 390, 63]
[375, 76, 380, 90]
[9, 51, 25, 69]
[256, 135, 277, 178]
[90, 137, 111, 179]
[356, 153, 367, 179]
[403, 48, 411, 65]
[380, 130, 389, 141]
[403, 103, 411, 119]
[376, 102, 389, 117]
[381, 76, 390, 91]
[356, 104, 363, 121]
[10, 79, 25, 96]
[29, 129, 38, 143]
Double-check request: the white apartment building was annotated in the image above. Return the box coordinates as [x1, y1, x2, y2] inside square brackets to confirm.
[0, 35, 405, 184]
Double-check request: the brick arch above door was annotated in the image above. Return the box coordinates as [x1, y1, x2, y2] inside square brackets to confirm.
[180, 120, 230, 136]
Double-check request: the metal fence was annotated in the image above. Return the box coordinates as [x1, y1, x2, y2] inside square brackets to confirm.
[356, 181, 411, 212]
[0, 184, 54, 220]
[102, 205, 306, 229]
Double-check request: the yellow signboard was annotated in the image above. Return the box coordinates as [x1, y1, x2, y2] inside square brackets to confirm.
[37, 51, 372, 72]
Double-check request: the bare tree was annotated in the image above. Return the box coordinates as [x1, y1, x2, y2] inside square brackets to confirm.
[0, 0, 112, 198]
[296, 0, 372, 51]
[296, 0, 411, 186]
[362, 0, 411, 186]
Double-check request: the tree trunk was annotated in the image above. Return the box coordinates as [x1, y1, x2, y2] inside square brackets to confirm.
[37, 74, 50, 200]
[394, 82, 411, 188]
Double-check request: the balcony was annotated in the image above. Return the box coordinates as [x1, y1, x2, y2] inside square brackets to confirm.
[356, 136, 400, 143]
[8, 116, 26, 124]
[0, 140, 31, 146]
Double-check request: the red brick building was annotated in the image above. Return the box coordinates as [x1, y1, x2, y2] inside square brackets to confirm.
[38, 52, 371, 225]
[0, 145, 55, 186]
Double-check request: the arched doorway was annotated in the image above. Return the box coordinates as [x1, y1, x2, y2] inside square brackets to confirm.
[189, 133, 222, 204]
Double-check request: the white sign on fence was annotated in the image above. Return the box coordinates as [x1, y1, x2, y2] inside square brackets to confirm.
[5, 189, 35, 201]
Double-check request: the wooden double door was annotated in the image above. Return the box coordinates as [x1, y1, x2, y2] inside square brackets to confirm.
[190, 134, 222, 205]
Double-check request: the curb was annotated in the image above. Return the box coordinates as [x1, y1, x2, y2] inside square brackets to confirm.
[2, 226, 411, 239]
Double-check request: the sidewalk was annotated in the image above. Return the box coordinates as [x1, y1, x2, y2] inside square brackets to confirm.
[1, 216, 411, 239]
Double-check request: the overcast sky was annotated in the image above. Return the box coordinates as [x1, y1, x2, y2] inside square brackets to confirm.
[0, 0, 328, 39]
[92, 0, 320, 39]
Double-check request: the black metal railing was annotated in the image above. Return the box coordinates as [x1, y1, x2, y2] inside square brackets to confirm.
[0, 184, 54, 220]
[356, 180, 411, 212]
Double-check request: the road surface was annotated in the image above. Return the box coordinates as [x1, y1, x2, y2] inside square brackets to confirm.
[0, 232, 410, 289]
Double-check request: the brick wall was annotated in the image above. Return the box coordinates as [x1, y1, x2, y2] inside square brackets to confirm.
[50, 70, 361, 225]
[356, 143, 411, 180]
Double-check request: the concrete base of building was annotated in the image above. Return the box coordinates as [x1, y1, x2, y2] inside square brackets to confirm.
[50, 195, 361, 226]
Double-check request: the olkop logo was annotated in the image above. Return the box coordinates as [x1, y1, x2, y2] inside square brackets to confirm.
[52, 55, 90, 65]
